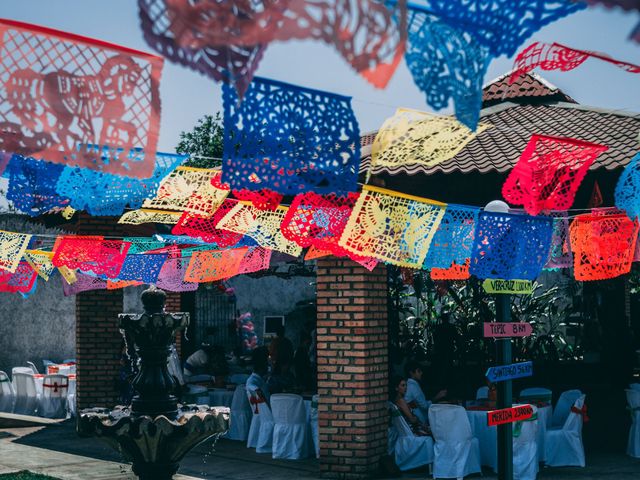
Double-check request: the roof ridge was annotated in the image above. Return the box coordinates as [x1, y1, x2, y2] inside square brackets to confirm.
[482, 71, 560, 92]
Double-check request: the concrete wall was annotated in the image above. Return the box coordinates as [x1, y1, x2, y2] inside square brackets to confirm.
[0, 215, 76, 375]
[226, 273, 316, 347]
[0, 275, 76, 375]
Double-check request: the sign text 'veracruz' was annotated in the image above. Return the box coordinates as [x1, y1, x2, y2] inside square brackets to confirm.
[482, 279, 533, 294]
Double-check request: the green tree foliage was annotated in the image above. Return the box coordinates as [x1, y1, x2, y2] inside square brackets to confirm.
[176, 113, 223, 169]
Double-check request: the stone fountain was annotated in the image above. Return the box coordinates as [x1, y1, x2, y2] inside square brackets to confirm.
[78, 287, 229, 480]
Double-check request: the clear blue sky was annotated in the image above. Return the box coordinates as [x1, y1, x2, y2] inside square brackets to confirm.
[3, 1, 639, 153]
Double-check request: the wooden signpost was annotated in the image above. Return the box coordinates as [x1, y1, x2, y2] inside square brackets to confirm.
[486, 361, 533, 383]
[487, 404, 534, 427]
[484, 322, 533, 338]
[482, 279, 533, 294]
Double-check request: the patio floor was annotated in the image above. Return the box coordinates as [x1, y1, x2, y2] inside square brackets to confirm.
[0, 421, 639, 479]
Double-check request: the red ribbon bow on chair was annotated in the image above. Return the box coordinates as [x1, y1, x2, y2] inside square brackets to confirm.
[571, 404, 589, 423]
[249, 391, 266, 414]
[44, 382, 60, 393]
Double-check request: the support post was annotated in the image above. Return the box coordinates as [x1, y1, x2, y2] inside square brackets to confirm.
[495, 294, 513, 480]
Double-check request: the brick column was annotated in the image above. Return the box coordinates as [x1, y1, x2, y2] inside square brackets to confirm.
[76, 289, 124, 409]
[316, 257, 388, 479]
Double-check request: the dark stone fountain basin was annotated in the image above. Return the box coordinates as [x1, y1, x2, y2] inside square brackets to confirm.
[79, 404, 229, 479]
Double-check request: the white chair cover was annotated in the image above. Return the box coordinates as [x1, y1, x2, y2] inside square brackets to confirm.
[39, 374, 69, 419]
[476, 386, 489, 400]
[544, 394, 586, 467]
[551, 389, 582, 427]
[310, 394, 319, 459]
[246, 389, 274, 454]
[626, 389, 640, 458]
[12, 372, 38, 416]
[0, 371, 15, 413]
[229, 373, 250, 384]
[270, 393, 313, 460]
[12, 367, 34, 376]
[26, 361, 40, 374]
[225, 384, 252, 441]
[429, 404, 481, 479]
[513, 405, 539, 480]
[389, 403, 434, 471]
[630, 383, 640, 392]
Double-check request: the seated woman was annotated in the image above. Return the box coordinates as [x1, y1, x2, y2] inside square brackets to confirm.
[391, 376, 430, 436]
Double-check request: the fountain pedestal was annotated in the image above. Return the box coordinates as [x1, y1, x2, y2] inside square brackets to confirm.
[78, 287, 229, 480]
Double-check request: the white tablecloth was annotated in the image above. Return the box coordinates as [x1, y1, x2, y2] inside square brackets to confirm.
[467, 405, 552, 471]
[209, 389, 234, 407]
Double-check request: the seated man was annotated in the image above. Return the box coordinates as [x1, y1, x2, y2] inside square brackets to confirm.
[183, 344, 228, 385]
[405, 360, 447, 424]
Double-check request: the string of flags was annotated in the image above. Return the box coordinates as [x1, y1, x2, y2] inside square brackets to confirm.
[0, 3, 639, 297]
[0, 152, 637, 298]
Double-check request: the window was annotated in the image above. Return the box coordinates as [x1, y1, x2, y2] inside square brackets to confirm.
[264, 315, 285, 337]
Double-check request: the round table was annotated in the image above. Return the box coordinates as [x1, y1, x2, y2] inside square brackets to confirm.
[466, 404, 552, 471]
[208, 388, 234, 408]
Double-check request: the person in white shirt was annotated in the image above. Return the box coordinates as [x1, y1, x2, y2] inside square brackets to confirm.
[404, 360, 447, 424]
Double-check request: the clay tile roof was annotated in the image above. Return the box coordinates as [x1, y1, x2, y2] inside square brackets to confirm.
[481, 72, 576, 108]
[359, 102, 640, 176]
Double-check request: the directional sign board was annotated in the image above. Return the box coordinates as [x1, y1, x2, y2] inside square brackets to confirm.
[484, 322, 533, 338]
[482, 279, 533, 294]
[487, 404, 534, 426]
[486, 361, 533, 383]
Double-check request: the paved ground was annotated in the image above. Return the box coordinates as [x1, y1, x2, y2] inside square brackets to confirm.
[0, 421, 639, 479]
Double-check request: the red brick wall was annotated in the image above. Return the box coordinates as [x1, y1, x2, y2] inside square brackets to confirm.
[316, 257, 388, 479]
[76, 289, 124, 409]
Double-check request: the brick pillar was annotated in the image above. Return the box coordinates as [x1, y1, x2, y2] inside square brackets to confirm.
[73, 214, 127, 410]
[316, 257, 388, 479]
[76, 289, 124, 409]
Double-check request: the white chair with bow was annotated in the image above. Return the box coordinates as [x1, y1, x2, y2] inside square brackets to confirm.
[270, 393, 313, 460]
[544, 394, 586, 467]
[626, 388, 640, 458]
[12, 372, 38, 416]
[429, 404, 481, 479]
[39, 374, 69, 418]
[551, 389, 582, 428]
[246, 388, 274, 454]
[389, 403, 434, 471]
[0, 371, 15, 413]
[513, 405, 539, 480]
[225, 384, 252, 441]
